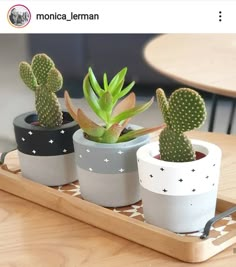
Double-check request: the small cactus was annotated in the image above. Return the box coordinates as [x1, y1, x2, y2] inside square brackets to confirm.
[156, 88, 207, 162]
[65, 67, 164, 143]
[19, 53, 63, 128]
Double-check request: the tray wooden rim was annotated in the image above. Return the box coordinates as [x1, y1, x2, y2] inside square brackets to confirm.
[0, 165, 235, 263]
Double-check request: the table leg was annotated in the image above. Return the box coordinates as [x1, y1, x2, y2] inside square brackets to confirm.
[227, 98, 236, 134]
[208, 94, 218, 132]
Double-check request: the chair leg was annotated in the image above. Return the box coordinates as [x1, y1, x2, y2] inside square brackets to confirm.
[208, 94, 218, 132]
[227, 98, 236, 134]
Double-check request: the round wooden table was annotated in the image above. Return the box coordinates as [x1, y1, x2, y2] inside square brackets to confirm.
[144, 34, 236, 133]
[144, 34, 236, 98]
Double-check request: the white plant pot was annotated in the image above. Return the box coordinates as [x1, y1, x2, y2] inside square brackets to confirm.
[13, 111, 79, 186]
[137, 139, 222, 233]
[73, 125, 150, 207]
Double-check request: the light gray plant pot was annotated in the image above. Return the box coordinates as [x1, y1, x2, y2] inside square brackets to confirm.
[137, 139, 222, 233]
[13, 111, 79, 186]
[73, 125, 150, 207]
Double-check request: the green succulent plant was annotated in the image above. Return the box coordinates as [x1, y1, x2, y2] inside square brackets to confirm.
[156, 88, 207, 162]
[19, 53, 63, 128]
[65, 67, 164, 143]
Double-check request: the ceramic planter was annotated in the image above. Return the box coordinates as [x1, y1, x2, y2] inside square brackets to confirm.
[73, 125, 150, 207]
[13, 111, 79, 186]
[137, 139, 222, 233]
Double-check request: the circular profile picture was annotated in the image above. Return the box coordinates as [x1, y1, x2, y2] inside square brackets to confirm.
[8, 4, 31, 28]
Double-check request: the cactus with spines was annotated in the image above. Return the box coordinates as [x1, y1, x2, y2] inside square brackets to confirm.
[156, 88, 207, 162]
[19, 53, 63, 128]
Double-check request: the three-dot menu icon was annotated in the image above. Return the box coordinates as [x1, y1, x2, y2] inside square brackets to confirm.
[219, 11, 222, 22]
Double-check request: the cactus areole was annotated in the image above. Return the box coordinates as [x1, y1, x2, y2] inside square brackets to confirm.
[156, 88, 207, 162]
[19, 53, 63, 128]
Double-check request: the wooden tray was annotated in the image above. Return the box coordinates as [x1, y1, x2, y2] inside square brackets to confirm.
[0, 151, 236, 263]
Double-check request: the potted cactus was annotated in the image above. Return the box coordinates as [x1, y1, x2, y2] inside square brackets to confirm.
[137, 88, 222, 233]
[65, 67, 164, 207]
[13, 53, 79, 186]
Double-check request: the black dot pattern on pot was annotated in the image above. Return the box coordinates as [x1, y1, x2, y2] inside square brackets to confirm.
[139, 163, 219, 195]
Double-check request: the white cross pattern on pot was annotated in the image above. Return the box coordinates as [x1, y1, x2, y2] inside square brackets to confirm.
[104, 158, 109, 163]
[89, 167, 93, 172]
[117, 150, 124, 155]
[32, 150, 36, 154]
[28, 131, 33, 135]
[49, 139, 54, 144]
[21, 137, 25, 141]
[60, 130, 65, 134]
[63, 149, 67, 153]
[86, 149, 90, 153]
[119, 168, 125, 172]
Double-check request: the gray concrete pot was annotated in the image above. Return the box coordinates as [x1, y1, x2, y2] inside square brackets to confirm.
[13, 111, 79, 186]
[137, 139, 222, 233]
[73, 125, 150, 207]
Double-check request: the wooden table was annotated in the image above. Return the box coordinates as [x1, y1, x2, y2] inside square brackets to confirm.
[144, 34, 236, 133]
[0, 131, 236, 266]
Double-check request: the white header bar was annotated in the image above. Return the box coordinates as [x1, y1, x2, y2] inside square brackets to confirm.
[1, 1, 235, 33]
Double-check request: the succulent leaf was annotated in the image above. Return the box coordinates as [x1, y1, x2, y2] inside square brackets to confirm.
[112, 92, 136, 118]
[100, 124, 124, 143]
[118, 124, 166, 143]
[88, 67, 103, 97]
[117, 81, 135, 99]
[103, 73, 109, 91]
[111, 79, 125, 98]
[111, 97, 154, 124]
[159, 127, 195, 162]
[83, 74, 106, 122]
[64, 90, 78, 121]
[77, 109, 105, 138]
[98, 91, 113, 113]
[109, 67, 127, 94]
[19, 62, 37, 91]
[169, 88, 207, 133]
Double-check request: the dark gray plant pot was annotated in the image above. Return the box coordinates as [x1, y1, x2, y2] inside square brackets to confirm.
[73, 125, 150, 207]
[13, 111, 79, 186]
[136, 139, 222, 233]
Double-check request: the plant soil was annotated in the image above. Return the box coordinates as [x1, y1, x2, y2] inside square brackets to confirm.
[154, 151, 206, 161]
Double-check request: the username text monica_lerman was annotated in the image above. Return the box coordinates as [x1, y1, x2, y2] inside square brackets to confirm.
[36, 12, 99, 21]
